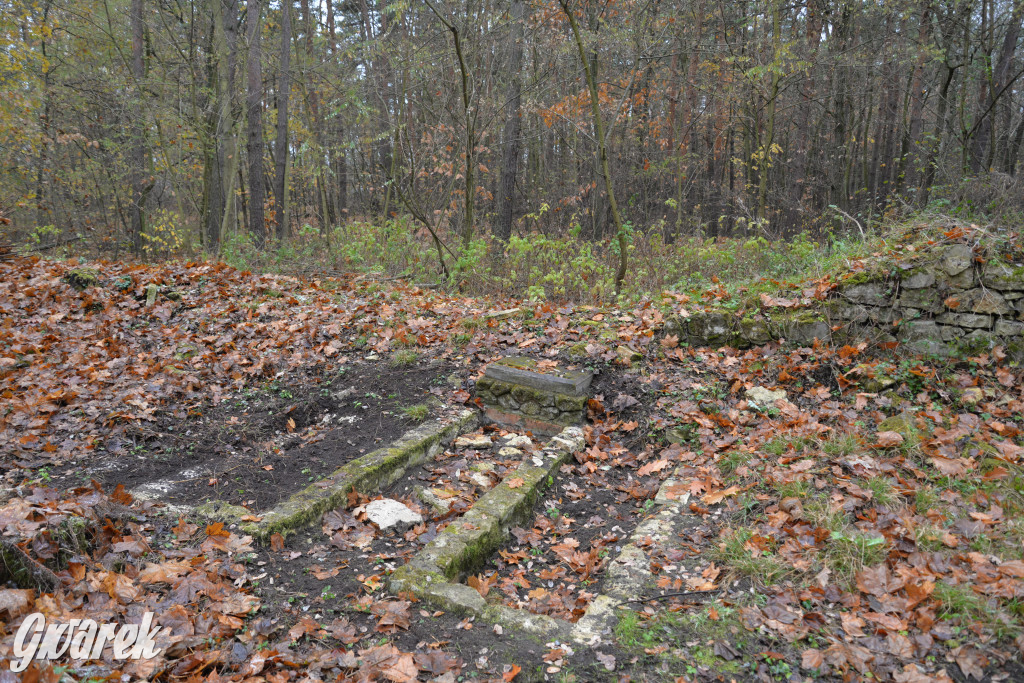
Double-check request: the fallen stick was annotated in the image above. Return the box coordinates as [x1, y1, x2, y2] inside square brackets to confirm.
[0, 538, 61, 591]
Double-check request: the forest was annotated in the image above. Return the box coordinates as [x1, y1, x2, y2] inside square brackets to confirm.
[3, 1, 1024, 681]
[2, 0, 1023, 297]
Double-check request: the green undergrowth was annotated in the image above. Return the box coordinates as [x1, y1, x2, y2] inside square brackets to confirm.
[615, 603, 758, 679]
[210, 210, 970, 305]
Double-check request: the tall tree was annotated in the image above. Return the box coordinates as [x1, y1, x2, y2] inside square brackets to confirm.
[246, 0, 266, 246]
[558, 0, 628, 296]
[273, 0, 292, 240]
[424, 0, 477, 251]
[494, 0, 525, 244]
[129, 0, 148, 255]
[970, 2, 1024, 172]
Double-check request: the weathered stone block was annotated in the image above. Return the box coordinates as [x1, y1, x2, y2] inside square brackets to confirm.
[982, 261, 1024, 290]
[843, 282, 888, 305]
[906, 339, 952, 357]
[935, 312, 992, 329]
[994, 319, 1024, 336]
[958, 329, 997, 354]
[484, 357, 592, 397]
[937, 325, 961, 342]
[836, 304, 870, 323]
[777, 312, 830, 345]
[898, 320, 941, 342]
[950, 288, 1011, 315]
[936, 268, 976, 289]
[940, 244, 974, 276]
[899, 289, 942, 313]
[482, 378, 509, 397]
[738, 316, 772, 344]
[866, 306, 899, 324]
[483, 406, 572, 436]
[901, 268, 936, 289]
[687, 311, 736, 347]
[554, 393, 587, 412]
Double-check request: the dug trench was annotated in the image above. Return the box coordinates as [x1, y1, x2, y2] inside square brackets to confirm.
[46, 358, 459, 513]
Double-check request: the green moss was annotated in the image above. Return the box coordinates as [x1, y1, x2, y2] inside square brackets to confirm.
[195, 500, 250, 525]
[400, 403, 429, 421]
[390, 349, 419, 366]
[252, 412, 476, 541]
[841, 266, 890, 287]
[567, 342, 589, 359]
[63, 267, 101, 290]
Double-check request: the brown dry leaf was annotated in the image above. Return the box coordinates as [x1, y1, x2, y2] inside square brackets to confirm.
[103, 571, 141, 604]
[856, 565, 905, 598]
[0, 589, 34, 619]
[467, 574, 495, 598]
[382, 652, 419, 683]
[138, 560, 192, 584]
[950, 645, 987, 680]
[270, 533, 285, 551]
[506, 477, 525, 489]
[876, 431, 905, 447]
[702, 485, 742, 505]
[288, 615, 321, 642]
[214, 593, 260, 616]
[801, 648, 824, 671]
[372, 600, 412, 632]
[638, 459, 671, 477]
[312, 566, 340, 580]
[172, 517, 198, 540]
[205, 522, 229, 537]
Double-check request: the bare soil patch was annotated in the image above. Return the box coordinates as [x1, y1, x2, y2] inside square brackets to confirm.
[49, 359, 456, 511]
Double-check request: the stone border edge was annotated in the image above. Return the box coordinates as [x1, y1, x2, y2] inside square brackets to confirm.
[192, 409, 479, 542]
[386, 434, 701, 645]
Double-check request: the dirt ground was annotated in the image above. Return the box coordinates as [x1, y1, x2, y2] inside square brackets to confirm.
[48, 358, 457, 511]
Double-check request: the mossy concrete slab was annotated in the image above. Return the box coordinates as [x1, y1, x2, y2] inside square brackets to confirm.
[385, 427, 584, 628]
[196, 410, 477, 541]
[484, 357, 593, 397]
[483, 604, 570, 639]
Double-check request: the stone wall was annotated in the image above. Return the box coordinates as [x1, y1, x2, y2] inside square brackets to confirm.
[664, 242, 1024, 357]
[475, 377, 587, 432]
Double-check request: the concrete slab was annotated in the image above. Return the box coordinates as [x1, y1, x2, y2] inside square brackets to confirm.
[483, 357, 592, 397]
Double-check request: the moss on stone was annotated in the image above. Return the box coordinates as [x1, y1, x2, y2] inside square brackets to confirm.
[567, 342, 589, 359]
[482, 604, 569, 639]
[195, 500, 250, 525]
[63, 267, 101, 290]
[250, 411, 476, 541]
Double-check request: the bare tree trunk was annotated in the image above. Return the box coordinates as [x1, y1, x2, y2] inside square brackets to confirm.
[495, 0, 525, 243]
[970, 3, 1023, 172]
[921, 63, 957, 205]
[273, 0, 292, 240]
[558, 0, 627, 296]
[790, 0, 822, 207]
[246, 0, 266, 247]
[897, 3, 931, 192]
[129, 0, 148, 256]
[325, 0, 347, 219]
[424, 0, 475, 250]
[219, 0, 241, 242]
[757, 0, 782, 222]
[203, 0, 226, 252]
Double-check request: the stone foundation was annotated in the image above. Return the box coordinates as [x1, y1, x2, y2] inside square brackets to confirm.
[475, 357, 591, 436]
[663, 241, 1024, 357]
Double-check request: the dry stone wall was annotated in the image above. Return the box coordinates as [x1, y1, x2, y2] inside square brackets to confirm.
[664, 242, 1024, 357]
